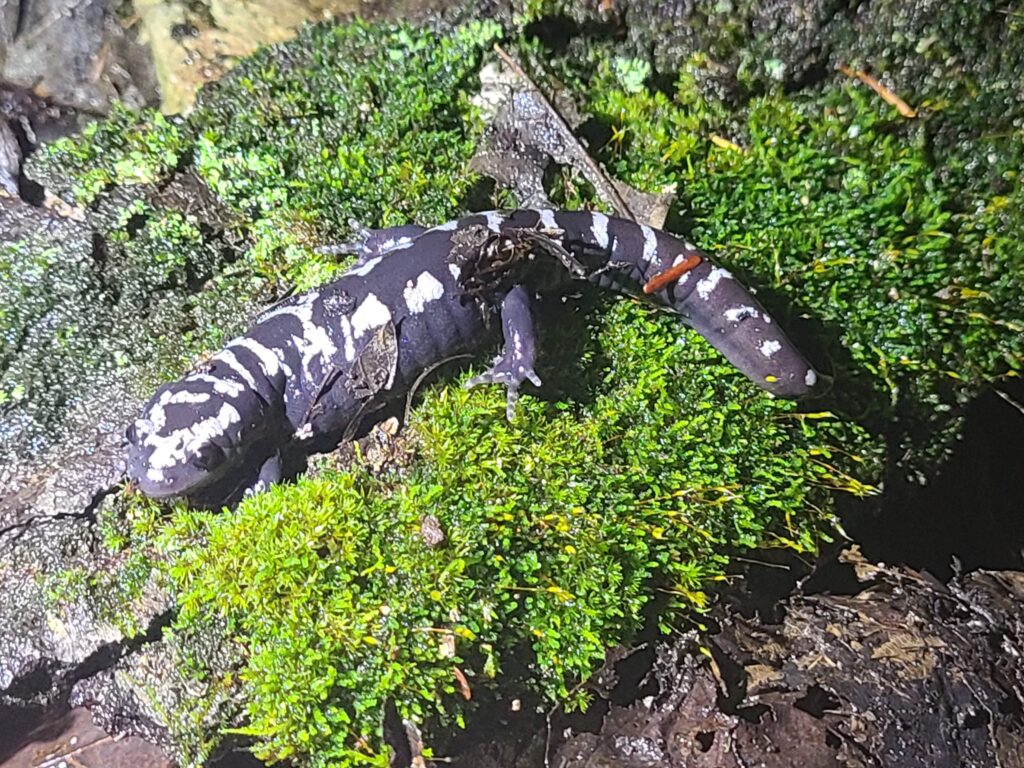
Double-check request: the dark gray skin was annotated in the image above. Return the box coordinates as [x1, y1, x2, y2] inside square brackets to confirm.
[126, 209, 820, 507]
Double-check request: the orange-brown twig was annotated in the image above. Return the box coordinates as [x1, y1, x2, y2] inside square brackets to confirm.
[837, 63, 917, 118]
[643, 254, 703, 294]
[453, 667, 473, 700]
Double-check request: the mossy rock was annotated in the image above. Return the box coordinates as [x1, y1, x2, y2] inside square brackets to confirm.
[10, 4, 1022, 766]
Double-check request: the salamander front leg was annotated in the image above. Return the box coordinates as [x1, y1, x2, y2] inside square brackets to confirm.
[465, 284, 542, 420]
[317, 220, 428, 262]
[244, 451, 283, 498]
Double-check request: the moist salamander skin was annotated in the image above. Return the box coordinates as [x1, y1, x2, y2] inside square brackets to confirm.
[126, 209, 821, 506]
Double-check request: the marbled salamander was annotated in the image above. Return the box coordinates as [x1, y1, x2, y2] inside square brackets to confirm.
[126, 209, 820, 506]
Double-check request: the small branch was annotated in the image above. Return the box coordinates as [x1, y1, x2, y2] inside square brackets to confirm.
[730, 555, 793, 570]
[994, 387, 1024, 418]
[404, 354, 473, 426]
[34, 735, 114, 768]
[836, 64, 917, 118]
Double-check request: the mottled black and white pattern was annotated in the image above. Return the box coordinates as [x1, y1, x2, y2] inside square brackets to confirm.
[126, 209, 820, 506]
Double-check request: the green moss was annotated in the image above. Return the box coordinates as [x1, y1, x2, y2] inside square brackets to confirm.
[587, 67, 1023, 463]
[8, 114, 257, 448]
[155, 287, 879, 763]
[39, 498, 158, 639]
[41, 566, 92, 608]
[189, 19, 502, 290]
[32, 106, 190, 205]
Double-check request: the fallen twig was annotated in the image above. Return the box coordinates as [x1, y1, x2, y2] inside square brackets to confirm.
[34, 735, 114, 768]
[994, 387, 1024, 418]
[836, 64, 917, 118]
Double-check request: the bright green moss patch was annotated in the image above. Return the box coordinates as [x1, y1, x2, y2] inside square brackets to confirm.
[158, 296, 879, 765]
[189, 19, 502, 290]
[31, 106, 190, 205]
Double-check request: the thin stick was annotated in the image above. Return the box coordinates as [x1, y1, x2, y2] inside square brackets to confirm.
[34, 735, 114, 768]
[836, 64, 917, 118]
[730, 555, 792, 570]
[404, 354, 473, 425]
[643, 254, 702, 294]
[994, 387, 1024, 418]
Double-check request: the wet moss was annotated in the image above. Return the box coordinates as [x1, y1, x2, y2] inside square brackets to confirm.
[188, 19, 503, 290]
[6, 121, 254, 452]
[576, 31, 1023, 468]
[28, 107, 191, 206]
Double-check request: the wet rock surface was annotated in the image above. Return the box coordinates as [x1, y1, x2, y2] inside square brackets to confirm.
[0, 106, 251, 768]
[0, 706, 173, 768]
[0, 177, 253, 759]
[0, 83, 83, 150]
[0, 0, 159, 114]
[0, 191, 137, 713]
[67, 615, 247, 756]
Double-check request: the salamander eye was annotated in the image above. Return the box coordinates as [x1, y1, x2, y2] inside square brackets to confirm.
[125, 422, 137, 443]
[189, 442, 226, 472]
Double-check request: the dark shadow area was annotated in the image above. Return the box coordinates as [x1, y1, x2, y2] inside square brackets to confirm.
[842, 381, 1024, 581]
[462, 176, 498, 214]
[575, 117, 614, 159]
[443, 588, 670, 767]
[522, 14, 626, 55]
[0, 703, 72, 765]
[718, 549, 814, 624]
[211, 748, 267, 767]
[532, 290, 614, 411]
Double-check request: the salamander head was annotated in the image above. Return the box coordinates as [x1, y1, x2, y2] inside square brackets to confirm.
[676, 264, 823, 399]
[126, 373, 269, 500]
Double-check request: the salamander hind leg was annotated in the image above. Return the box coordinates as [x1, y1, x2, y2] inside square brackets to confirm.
[465, 284, 542, 421]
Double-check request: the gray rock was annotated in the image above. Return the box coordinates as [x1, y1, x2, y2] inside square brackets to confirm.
[0, 119, 19, 194]
[70, 617, 247, 763]
[0, 366, 160, 707]
[0, 0, 158, 114]
[0, 125, 251, 758]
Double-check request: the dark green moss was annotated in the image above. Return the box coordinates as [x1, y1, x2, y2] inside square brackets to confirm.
[188, 19, 503, 289]
[585, 57, 1023, 467]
